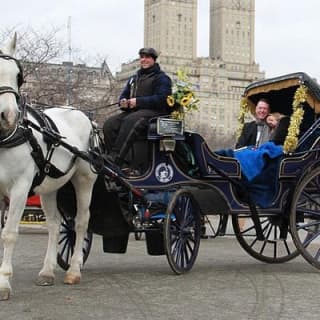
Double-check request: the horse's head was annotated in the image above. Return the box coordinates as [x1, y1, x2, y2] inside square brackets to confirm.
[0, 33, 23, 135]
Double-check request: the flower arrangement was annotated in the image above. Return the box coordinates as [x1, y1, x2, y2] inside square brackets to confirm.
[166, 69, 199, 120]
[283, 85, 307, 153]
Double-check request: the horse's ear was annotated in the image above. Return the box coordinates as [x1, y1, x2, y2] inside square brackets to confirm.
[2, 32, 17, 56]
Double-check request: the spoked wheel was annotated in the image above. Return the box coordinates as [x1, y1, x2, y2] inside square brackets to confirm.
[290, 167, 320, 270]
[232, 213, 299, 263]
[57, 212, 93, 270]
[164, 189, 201, 274]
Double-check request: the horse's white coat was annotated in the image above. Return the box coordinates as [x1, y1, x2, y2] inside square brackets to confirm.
[0, 34, 97, 299]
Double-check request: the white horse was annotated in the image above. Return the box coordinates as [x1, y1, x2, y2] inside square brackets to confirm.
[0, 34, 97, 300]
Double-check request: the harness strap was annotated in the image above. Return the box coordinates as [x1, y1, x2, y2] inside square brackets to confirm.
[0, 126, 27, 147]
[21, 107, 76, 192]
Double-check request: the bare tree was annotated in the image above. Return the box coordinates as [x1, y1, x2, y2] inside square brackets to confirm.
[1, 26, 66, 77]
[1, 26, 118, 124]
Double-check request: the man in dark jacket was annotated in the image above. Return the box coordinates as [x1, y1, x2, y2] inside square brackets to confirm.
[235, 98, 271, 149]
[103, 47, 172, 168]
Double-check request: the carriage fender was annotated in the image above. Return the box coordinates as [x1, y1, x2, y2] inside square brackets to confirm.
[188, 188, 229, 215]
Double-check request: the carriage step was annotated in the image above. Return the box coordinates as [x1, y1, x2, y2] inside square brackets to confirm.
[145, 229, 165, 255]
[102, 233, 129, 254]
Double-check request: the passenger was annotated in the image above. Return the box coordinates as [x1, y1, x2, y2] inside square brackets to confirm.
[233, 112, 288, 181]
[266, 112, 283, 133]
[235, 98, 271, 149]
[267, 112, 290, 145]
[103, 47, 172, 169]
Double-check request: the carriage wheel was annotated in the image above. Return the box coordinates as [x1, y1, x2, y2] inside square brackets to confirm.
[290, 167, 320, 270]
[164, 189, 201, 274]
[57, 211, 93, 271]
[232, 213, 299, 263]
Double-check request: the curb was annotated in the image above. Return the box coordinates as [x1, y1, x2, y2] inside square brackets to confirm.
[19, 222, 48, 234]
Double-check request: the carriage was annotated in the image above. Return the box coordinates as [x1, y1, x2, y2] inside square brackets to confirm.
[55, 72, 320, 274]
[1, 34, 320, 301]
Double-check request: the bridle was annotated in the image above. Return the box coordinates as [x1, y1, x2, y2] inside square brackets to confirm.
[0, 52, 24, 102]
[0, 52, 25, 143]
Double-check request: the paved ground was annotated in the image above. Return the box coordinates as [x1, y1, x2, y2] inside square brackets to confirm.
[0, 226, 319, 320]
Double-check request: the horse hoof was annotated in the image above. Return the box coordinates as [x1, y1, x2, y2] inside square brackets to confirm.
[64, 274, 80, 285]
[0, 289, 11, 300]
[35, 275, 55, 286]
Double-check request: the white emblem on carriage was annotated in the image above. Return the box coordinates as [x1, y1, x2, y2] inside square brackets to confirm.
[155, 163, 174, 183]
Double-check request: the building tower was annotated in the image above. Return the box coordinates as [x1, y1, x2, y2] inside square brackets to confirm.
[144, 0, 197, 59]
[209, 0, 255, 64]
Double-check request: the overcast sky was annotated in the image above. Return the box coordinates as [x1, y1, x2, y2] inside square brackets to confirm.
[1, 0, 319, 80]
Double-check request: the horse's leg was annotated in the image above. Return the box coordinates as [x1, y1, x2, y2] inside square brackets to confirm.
[0, 193, 27, 300]
[64, 173, 95, 285]
[35, 192, 60, 286]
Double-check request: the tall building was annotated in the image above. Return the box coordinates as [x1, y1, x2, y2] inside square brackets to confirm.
[144, 0, 197, 59]
[209, 0, 255, 64]
[115, 0, 264, 148]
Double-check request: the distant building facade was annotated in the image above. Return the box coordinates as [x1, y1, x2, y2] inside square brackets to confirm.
[21, 60, 117, 125]
[115, 0, 264, 148]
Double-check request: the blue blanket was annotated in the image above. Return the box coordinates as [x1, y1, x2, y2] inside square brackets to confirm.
[215, 142, 284, 208]
[234, 142, 283, 181]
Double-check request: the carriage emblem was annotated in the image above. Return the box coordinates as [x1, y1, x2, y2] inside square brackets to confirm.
[155, 163, 174, 183]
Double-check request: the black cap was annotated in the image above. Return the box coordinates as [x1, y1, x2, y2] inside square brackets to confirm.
[138, 47, 158, 60]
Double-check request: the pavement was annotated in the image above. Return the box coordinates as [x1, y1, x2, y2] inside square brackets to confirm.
[0, 222, 319, 320]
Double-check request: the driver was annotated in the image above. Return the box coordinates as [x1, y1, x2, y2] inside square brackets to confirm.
[103, 48, 172, 171]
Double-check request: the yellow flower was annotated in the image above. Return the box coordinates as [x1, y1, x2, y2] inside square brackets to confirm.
[170, 68, 199, 119]
[167, 95, 175, 107]
[181, 95, 191, 106]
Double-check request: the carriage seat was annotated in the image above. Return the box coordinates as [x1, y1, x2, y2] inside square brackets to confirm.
[238, 125, 320, 208]
[123, 117, 185, 173]
[183, 132, 242, 178]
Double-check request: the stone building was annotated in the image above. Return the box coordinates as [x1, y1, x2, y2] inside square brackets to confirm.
[115, 0, 265, 148]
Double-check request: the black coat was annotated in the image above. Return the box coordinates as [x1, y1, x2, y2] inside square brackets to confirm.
[235, 117, 290, 149]
[270, 116, 290, 145]
[119, 63, 172, 113]
[235, 121, 258, 149]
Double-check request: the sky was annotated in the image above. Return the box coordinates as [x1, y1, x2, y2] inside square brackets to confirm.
[1, 0, 320, 80]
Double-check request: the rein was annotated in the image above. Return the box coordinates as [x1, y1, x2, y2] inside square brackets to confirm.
[81, 102, 119, 114]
